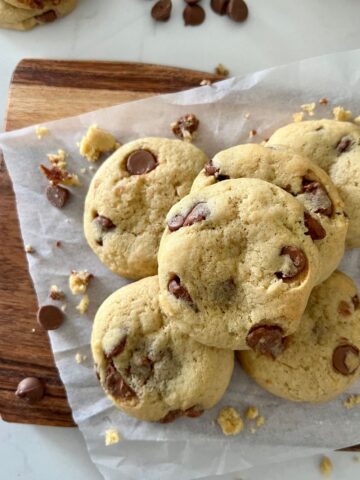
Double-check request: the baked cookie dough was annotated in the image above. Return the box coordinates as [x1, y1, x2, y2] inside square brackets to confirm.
[91, 276, 234, 422]
[268, 119, 360, 249]
[0, 0, 76, 30]
[191, 143, 348, 284]
[238, 271, 360, 403]
[158, 178, 321, 351]
[84, 137, 209, 279]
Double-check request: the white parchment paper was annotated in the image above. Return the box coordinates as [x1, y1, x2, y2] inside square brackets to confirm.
[2, 49, 360, 480]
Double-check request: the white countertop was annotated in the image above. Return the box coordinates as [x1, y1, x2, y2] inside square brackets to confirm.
[1, 0, 360, 478]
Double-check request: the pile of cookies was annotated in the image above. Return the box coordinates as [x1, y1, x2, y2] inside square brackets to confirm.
[0, 0, 77, 30]
[87, 119, 360, 424]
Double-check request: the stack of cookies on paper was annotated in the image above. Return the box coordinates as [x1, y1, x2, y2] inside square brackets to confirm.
[0, 0, 77, 30]
[86, 120, 360, 424]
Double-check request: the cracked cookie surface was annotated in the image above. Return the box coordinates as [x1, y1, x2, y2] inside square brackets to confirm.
[158, 178, 321, 350]
[238, 271, 360, 403]
[91, 276, 234, 422]
[84, 138, 208, 279]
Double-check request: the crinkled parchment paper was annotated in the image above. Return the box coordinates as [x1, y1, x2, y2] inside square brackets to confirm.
[2, 49, 360, 480]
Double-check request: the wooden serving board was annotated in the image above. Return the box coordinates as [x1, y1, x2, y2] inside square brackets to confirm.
[0, 59, 221, 427]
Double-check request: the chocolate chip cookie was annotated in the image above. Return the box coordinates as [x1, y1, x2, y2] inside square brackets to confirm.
[268, 119, 360, 249]
[158, 178, 321, 351]
[191, 143, 348, 284]
[84, 138, 208, 279]
[238, 271, 360, 403]
[0, 0, 77, 30]
[91, 276, 234, 422]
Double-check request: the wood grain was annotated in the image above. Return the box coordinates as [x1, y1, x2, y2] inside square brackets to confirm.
[0, 59, 220, 427]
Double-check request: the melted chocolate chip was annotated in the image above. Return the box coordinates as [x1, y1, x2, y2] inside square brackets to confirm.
[246, 325, 285, 358]
[168, 275, 194, 306]
[204, 161, 229, 181]
[184, 406, 204, 418]
[126, 150, 158, 175]
[159, 409, 183, 423]
[211, 0, 229, 15]
[227, 0, 249, 22]
[105, 337, 127, 359]
[46, 184, 69, 209]
[332, 344, 360, 375]
[338, 300, 352, 316]
[352, 294, 360, 310]
[276, 246, 307, 281]
[168, 203, 209, 231]
[105, 363, 136, 399]
[94, 215, 115, 230]
[35, 10, 57, 23]
[167, 214, 185, 232]
[336, 137, 353, 154]
[15, 377, 45, 404]
[151, 0, 172, 21]
[302, 180, 333, 216]
[37, 305, 64, 330]
[304, 212, 326, 240]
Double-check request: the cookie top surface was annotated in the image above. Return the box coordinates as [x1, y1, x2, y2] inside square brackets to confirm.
[91, 276, 234, 422]
[191, 143, 348, 284]
[158, 177, 321, 351]
[84, 138, 209, 280]
[268, 119, 360, 248]
[238, 271, 360, 403]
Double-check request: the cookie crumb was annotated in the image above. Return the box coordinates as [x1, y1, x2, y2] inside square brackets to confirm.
[80, 167, 87, 174]
[76, 294, 89, 314]
[245, 406, 259, 420]
[256, 415, 265, 428]
[105, 428, 122, 446]
[61, 304, 67, 312]
[353, 116, 360, 125]
[75, 353, 87, 364]
[47, 149, 68, 169]
[200, 79, 211, 86]
[217, 407, 244, 436]
[24, 245, 34, 253]
[55, 241, 62, 248]
[292, 112, 304, 123]
[333, 106, 352, 121]
[353, 455, 359, 463]
[79, 125, 120, 162]
[343, 394, 360, 409]
[249, 129, 257, 138]
[40, 164, 80, 187]
[250, 426, 256, 434]
[89, 165, 96, 172]
[35, 126, 49, 139]
[49, 285, 65, 301]
[319, 456, 333, 477]
[319, 97, 329, 105]
[31, 328, 36, 334]
[243, 112, 251, 119]
[69, 270, 93, 295]
[215, 63, 229, 77]
[301, 102, 316, 116]
[171, 114, 199, 142]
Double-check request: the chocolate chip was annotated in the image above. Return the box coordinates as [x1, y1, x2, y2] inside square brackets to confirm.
[168, 214, 185, 232]
[183, 202, 210, 227]
[184, 405, 204, 418]
[159, 409, 183, 423]
[183, 4, 206, 26]
[246, 325, 285, 358]
[37, 304, 64, 330]
[35, 10, 57, 23]
[204, 161, 229, 181]
[105, 363, 136, 399]
[211, 0, 229, 15]
[302, 180, 333, 216]
[126, 150, 158, 175]
[332, 344, 360, 375]
[168, 275, 194, 306]
[276, 246, 307, 281]
[336, 137, 352, 154]
[171, 114, 199, 140]
[227, 0, 248, 22]
[105, 337, 127, 359]
[304, 212, 326, 240]
[46, 184, 69, 209]
[338, 300, 352, 316]
[151, 0, 172, 22]
[352, 295, 360, 310]
[15, 377, 45, 404]
[94, 215, 115, 230]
